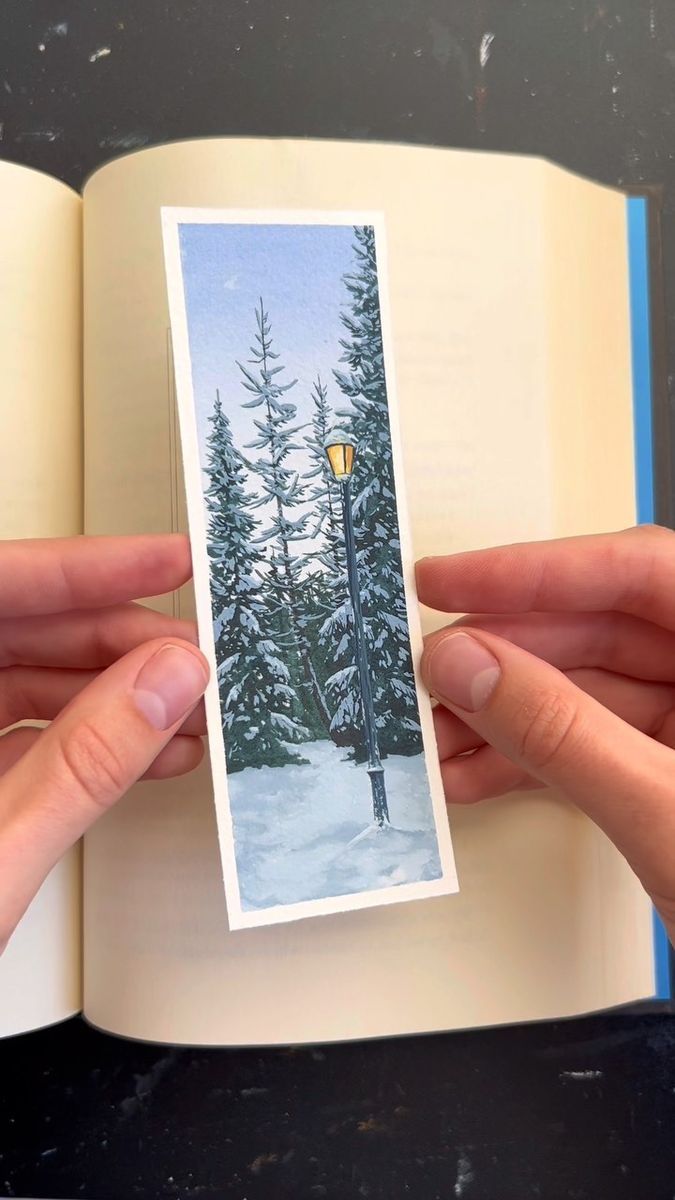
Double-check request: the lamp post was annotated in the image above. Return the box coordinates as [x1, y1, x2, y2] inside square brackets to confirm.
[324, 430, 389, 828]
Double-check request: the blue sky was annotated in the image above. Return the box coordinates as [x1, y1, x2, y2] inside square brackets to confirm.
[178, 223, 359, 514]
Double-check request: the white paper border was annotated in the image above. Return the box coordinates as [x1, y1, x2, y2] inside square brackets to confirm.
[162, 207, 458, 929]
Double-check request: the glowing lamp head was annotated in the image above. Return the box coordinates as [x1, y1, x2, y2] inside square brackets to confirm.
[324, 430, 356, 482]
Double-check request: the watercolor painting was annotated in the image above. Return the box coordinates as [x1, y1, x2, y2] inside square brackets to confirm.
[163, 210, 457, 928]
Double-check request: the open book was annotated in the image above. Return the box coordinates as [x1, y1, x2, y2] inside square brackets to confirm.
[0, 138, 668, 1046]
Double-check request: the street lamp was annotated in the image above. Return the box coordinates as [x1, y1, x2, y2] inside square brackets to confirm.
[324, 429, 389, 828]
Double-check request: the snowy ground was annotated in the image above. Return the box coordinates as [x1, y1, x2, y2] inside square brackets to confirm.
[227, 739, 442, 911]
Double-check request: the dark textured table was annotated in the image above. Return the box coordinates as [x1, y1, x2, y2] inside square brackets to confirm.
[2, 1010, 675, 1199]
[2, 2, 675, 1197]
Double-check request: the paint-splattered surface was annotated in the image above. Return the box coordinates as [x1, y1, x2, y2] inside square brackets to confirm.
[2, 1011, 675, 1198]
[1, 0, 675, 1195]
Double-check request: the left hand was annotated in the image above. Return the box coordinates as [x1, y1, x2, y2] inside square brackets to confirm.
[0, 534, 208, 949]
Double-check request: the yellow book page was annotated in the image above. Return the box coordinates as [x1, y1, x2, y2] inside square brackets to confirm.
[0, 162, 82, 1037]
[81, 139, 652, 1045]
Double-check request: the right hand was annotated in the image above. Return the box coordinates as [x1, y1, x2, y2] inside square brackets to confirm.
[0, 534, 209, 952]
[417, 525, 675, 945]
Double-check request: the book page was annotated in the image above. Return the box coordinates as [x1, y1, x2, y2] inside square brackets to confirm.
[0, 162, 82, 1037]
[81, 139, 653, 1045]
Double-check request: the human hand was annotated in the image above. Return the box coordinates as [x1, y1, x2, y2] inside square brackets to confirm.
[417, 525, 675, 944]
[0, 534, 208, 951]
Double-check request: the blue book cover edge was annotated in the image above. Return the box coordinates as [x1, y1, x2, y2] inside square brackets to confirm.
[627, 195, 672, 1001]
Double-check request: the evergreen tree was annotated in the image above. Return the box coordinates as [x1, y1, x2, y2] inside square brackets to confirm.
[205, 391, 308, 771]
[239, 300, 332, 737]
[324, 226, 423, 758]
[303, 375, 343, 573]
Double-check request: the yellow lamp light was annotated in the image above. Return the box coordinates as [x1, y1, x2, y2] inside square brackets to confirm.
[324, 431, 356, 481]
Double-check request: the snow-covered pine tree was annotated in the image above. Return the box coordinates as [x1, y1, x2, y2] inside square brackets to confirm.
[324, 225, 423, 758]
[303, 375, 343, 573]
[299, 375, 351, 702]
[205, 390, 308, 771]
[239, 300, 332, 738]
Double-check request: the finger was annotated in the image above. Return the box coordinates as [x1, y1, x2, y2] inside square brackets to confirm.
[0, 534, 192, 618]
[0, 603, 198, 669]
[434, 668, 675, 802]
[0, 637, 208, 945]
[0, 665, 206, 735]
[432, 661, 675, 763]
[0, 726, 204, 781]
[0, 727, 42, 773]
[422, 627, 675, 917]
[452, 610, 675, 683]
[569, 668, 675, 737]
[417, 525, 675, 629]
[141, 735, 205, 780]
[433, 704, 482, 760]
[441, 745, 535, 804]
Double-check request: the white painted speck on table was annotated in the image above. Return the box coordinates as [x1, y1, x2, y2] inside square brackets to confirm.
[559, 1069, 603, 1081]
[479, 32, 495, 69]
[454, 1151, 475, 1197]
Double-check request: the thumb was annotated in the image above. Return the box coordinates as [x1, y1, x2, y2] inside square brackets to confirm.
[0, 637, 209, 948]
[422, 628, 675, 925]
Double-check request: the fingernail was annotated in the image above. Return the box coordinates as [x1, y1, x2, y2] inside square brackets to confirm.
[426, 632, 500, 712]
[133, 645, 209, 731]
